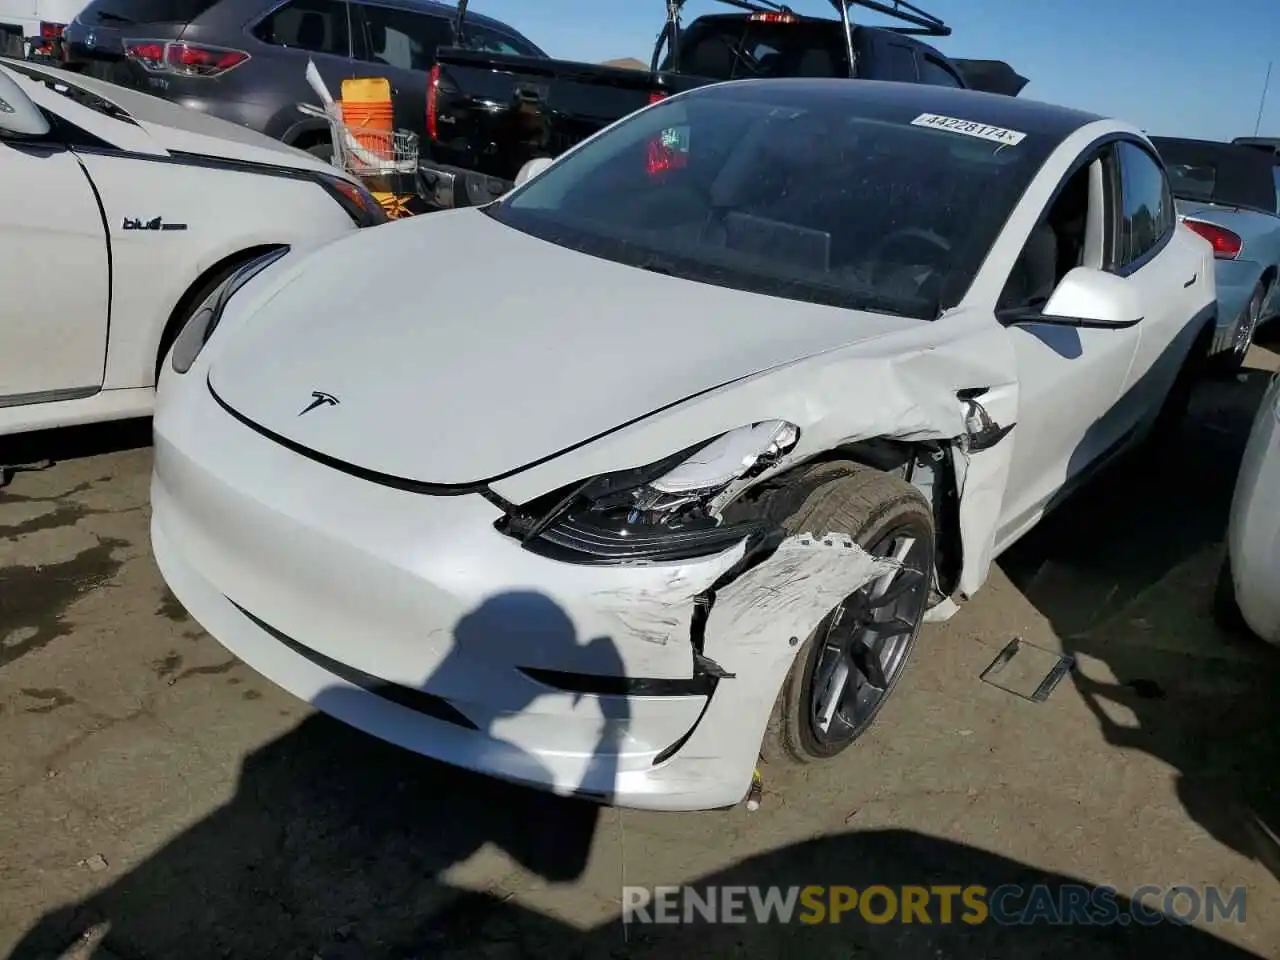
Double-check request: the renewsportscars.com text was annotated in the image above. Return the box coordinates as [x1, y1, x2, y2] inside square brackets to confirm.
[622, 884, 1247, 926]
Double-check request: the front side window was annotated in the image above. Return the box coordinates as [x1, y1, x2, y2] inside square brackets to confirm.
[488, 85, 1056, 319]
[356, 4, 449, 71]
[253, 0, 350, 57]
[1115, 140, 1171, 267]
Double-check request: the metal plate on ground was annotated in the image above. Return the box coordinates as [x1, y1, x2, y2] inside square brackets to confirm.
[980, 636, 1075, 702]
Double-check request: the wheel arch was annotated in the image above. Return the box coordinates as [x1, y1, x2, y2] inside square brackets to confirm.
[723, 437, 964, 600]
[153, 244, 289, 381]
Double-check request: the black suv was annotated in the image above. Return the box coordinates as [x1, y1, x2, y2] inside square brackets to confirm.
[60, 0, 543, 156]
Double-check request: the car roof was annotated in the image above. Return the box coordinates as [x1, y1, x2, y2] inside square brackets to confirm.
[690, 78, 1105, 142]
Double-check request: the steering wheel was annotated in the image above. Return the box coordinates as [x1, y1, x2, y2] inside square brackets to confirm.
[864, 227, 952, 285]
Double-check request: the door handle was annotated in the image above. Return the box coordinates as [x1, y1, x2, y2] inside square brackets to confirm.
[1183, 273, 1197, 287]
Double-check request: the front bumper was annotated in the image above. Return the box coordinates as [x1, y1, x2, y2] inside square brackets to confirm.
[1225, 373, 1280, 644]
[150, 368, 804, 810]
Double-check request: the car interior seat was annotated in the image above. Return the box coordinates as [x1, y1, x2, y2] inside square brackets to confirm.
[794, 48, 836, 77]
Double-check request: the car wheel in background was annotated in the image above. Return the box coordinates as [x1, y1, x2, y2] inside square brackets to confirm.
[304, 141, 335, 164]
[761, 463, 935, 764]
[1215, 281, 1267, 375]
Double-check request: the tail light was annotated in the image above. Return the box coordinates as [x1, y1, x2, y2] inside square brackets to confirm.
[748, 11, 798, 22]
[31, 21, 65, 56]
[124, 39, 249, 77]
[648, 91, 667, 104]
[1182, 218, 1242, 259]
[426, 63, 440, 140]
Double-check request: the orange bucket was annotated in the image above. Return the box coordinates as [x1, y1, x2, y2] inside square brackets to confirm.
[340, 77, 393, 160]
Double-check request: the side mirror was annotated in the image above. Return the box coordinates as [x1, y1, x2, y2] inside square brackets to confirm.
[999, 267, 1143, 330]
[0, 68, 51, 138]
[513, 155, 553, 188]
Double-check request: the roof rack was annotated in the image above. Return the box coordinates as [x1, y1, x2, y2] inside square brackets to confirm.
[675, 0, 950, 36]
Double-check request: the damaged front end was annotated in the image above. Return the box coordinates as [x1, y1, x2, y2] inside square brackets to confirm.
[478, 381, 1015, 804]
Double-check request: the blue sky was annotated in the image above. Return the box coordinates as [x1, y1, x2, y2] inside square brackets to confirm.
[475, 0, 1279, 141]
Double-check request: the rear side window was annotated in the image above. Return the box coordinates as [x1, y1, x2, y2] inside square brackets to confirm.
[920, 55, 962, 87]
[356, 4, 451, 71]
[668, 19, 848, 80]
[254, 0, 351, 57]
[462, 22, 542, 58]
[1115, 140, 1173, 267]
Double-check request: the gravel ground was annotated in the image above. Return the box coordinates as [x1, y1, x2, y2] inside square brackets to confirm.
[1, 340, 1278, 960]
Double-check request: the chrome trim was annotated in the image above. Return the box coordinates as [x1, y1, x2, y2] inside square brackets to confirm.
[0, 385, 100, 408]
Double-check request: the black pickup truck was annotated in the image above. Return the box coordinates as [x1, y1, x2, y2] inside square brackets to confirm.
[419, 0, 1028, 208]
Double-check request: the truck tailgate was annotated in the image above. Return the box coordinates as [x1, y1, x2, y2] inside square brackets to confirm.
[431, 47, 668, 182]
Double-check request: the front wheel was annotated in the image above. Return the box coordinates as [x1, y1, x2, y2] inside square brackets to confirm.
[761, 463, 936, 764]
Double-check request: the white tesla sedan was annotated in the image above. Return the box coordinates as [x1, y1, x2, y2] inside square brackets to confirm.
[1217, 371, 1280, 644]
[0, 58, 383, 443]
[151, 79, 1216, 811]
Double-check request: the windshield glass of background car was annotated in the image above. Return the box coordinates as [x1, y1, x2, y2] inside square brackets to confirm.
[487, 87, 1053, 319]
[1152, 138, 1279, 213]
[664, 19, 849, 79]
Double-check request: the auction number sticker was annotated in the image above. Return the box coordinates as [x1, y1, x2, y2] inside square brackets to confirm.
[910, 113, 1027, 146]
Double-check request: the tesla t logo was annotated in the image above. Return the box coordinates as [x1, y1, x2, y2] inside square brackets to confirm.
[298, 391, 339, 416]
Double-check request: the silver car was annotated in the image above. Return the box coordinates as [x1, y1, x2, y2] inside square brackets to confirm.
[1152, 136, 1280, 371]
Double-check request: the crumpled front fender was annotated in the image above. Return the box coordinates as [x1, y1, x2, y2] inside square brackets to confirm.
[490, 307, 1020, 601]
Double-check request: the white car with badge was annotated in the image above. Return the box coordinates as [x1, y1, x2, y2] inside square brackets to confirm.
[0, 57, 383, 446]
[151, 79, 1217, 811]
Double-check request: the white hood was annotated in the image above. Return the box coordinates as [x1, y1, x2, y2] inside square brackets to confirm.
[208, 210, 924, 486]
[1, 58, 334, 173]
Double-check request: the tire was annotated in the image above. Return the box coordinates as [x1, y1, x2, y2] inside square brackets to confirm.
[1211, 281, 1267, 376]
[304, 140, 335, 164]
[760, 462, 936, 765]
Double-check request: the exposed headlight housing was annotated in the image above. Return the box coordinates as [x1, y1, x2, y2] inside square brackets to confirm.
[496, 420, 800, 564]
[170, 246, 291, 374]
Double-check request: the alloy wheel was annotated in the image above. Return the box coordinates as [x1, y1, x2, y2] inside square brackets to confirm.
[1233, 290, 1264, 363]
[806, 525, 933, 747]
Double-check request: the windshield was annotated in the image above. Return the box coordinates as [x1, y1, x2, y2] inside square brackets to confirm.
[487, 83, 1055, 319]
[1151, 137, 1278, 214]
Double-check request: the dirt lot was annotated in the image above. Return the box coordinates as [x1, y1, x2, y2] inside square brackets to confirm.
[2, 340, 1279, 960]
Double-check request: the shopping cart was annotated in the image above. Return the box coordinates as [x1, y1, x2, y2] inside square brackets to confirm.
[296, 62, 427, 218]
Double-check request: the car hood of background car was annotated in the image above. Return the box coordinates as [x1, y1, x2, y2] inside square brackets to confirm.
[206, 210, 926, 487]
[2, 59, 334, 174]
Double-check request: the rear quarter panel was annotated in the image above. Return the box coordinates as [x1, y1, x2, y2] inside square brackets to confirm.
[1178, 201, 1280, 323]
[75, 152, 356, 390]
